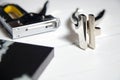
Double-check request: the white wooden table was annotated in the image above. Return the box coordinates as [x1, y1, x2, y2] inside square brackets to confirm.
[0, 0, 120, 80]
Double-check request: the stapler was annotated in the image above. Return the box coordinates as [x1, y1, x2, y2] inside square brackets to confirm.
[0, 1, 60, 39]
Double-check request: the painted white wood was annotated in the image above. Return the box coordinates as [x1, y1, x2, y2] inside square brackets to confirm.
[0, 0, 120, 80]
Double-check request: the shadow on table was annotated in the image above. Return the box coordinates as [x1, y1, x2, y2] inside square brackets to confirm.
[63, 17, 78, 45]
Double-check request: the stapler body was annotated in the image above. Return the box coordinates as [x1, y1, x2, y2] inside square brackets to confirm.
[0, 2, 60, 39]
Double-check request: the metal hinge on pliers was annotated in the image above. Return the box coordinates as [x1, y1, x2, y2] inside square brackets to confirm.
[71, 8, 105, 50]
